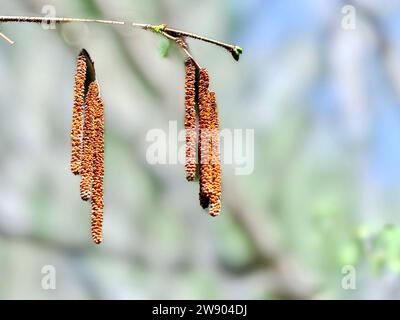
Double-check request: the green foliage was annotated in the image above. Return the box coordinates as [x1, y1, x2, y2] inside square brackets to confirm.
[158, 38, 171, 58]
[338, 241, 360, 267]
[368, 225, 400, 274]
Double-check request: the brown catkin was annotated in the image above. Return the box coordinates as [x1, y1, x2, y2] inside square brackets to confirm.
[91, 86, 105, 244]
[70, 54, 87, 175]
[79, 82, 97, 201]
[209, 92, 221, 217]
[198, 68, 213, 209]
[184, 58, 197, 181]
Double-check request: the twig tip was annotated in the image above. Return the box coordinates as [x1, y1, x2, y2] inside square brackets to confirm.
[231, 46, 243, 61]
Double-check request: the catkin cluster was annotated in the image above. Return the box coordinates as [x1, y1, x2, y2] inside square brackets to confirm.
[184, 61, 222, 216]
[69, 51, 223, 243]
[70, 49, 105, 244]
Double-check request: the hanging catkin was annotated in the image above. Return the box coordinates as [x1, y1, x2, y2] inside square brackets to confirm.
[208, 92, 221, 216]
[79, 82, 97, 201]
[70, 54, 87, 175]
[184, 58, 197, 181]
[91, 85, 105, 244]
[70, 49, 105, 244]
[198, 68, 213, 209]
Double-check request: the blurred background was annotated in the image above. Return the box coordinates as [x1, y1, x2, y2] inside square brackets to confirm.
[1, 0, 400, 299]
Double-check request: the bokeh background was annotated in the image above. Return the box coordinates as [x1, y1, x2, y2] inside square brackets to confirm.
[1, 0, 400, 299]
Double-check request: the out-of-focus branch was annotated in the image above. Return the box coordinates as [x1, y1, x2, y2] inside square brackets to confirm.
[0, 219, 314, 299]
[222, 176, 316, 299]
[344, 0, 400, 103]
[0, 222, 146, 266]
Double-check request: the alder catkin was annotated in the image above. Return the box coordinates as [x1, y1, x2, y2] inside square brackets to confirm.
[208, 92, 221, 217]
[70, 49, 106, 244]
[70, 54, 87, 175]
[198, 68, 213, 209]
[184, 58, 197, 181]
[91, 87, 105, 245]
[79, 82, 97, 201]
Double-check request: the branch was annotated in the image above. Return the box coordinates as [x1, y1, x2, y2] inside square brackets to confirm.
[0, 16, 243, 61]
[0, 222, 146, 266]
[0, 31, 14, 44]
[0, 15, 125, 25]
[160, 30, 202, 69]
[141, 23, 243, 61]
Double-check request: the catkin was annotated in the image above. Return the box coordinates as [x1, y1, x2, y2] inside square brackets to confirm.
[184, 58, 197, 181]
[198, 68, 213, 208]
[70, 54, 87, 175]
[91, 86, 105, 244]
[209, 92, 221, 217]
[79, 82, 97, 201]
[70, 49, 106, 244]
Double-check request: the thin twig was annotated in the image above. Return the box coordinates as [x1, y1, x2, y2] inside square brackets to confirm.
[181, 46, 201, 69]
[165, 27, 236, 52]
[141, 23, 243, 61]
[0, 16, 242, 60]
[0, 31, 14, 44]
[161, 31, 202, 69]
[0, 15, 125, 25]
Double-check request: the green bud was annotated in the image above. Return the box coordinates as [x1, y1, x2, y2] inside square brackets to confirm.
[231, 46, 243, 61]
[152, 24, 166, 34]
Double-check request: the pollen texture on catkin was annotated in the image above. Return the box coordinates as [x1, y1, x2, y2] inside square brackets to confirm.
[184, 58, 197, 181]
[198, 68, 213, 209]
[208, 92, 221, 217]
[91, 85, 105, 245]
[70, 54, 87, 175]
[79, 82, 97, 201]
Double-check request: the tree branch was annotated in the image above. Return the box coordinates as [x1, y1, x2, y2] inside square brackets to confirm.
[0, 15, 125, 25]
[0, 15, 243, 61]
